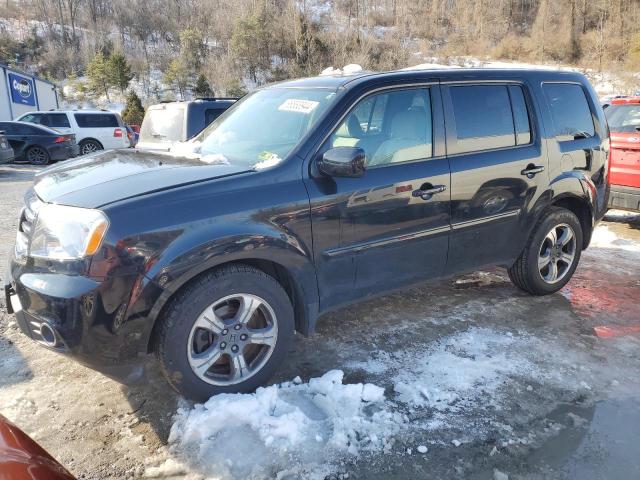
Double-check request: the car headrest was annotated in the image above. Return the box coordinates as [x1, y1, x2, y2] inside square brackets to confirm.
[390, 110, 427, 140]
[335, 114, 364, 138]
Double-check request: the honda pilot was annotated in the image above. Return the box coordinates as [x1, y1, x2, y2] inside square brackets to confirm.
[4, 69, 609, 401]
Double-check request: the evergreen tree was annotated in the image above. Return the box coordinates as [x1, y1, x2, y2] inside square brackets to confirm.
[86, 51, 111, 101]
[193, 73, 213, 98]
[121, 90, 145, 125]
[163, 58, 191, 100]
[108, 52, 133, 94]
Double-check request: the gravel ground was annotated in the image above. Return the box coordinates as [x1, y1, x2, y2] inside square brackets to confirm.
[1, 163, 639, 479]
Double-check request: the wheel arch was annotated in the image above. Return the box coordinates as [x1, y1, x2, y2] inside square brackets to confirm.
[145, 258, 313, 354]
[549, 193, 594, 249]
[79, 137, 104, 149]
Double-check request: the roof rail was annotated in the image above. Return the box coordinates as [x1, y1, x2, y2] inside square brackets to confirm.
[194, 97, 239, 101]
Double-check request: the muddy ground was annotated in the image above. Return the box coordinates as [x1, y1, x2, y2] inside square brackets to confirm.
[1, 164, 639, 479]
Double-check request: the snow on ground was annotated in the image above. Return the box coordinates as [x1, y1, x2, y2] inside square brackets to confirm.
[590, 224, 640, 253]
[148, 371, 401, 479]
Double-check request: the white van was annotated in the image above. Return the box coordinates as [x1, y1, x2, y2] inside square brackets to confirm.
[16, 110, 130, 155]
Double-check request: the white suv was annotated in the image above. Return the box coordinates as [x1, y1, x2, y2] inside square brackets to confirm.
[16, 110, 130, 156]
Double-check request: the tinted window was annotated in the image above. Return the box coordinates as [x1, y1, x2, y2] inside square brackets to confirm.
[74, 113, 119, 128]
[204, 109, 224, 126]
[43, 113, 71, 128]
[450, 85, 515, 152]
[543, 83, 595, 140]
[8, 123, 47, 135]
[330, 88, 432, 168]
[0, 123, 15, 134]
[509, 85, 531, 145]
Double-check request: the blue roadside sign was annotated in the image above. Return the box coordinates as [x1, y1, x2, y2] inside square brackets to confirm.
[8, 72, 36, 106]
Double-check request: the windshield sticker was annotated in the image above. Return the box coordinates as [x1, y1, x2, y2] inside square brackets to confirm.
[278, 99, 319, 114]
[254, 151, 282, 170]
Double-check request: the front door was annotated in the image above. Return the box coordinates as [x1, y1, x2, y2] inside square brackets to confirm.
[305, 85, 451, 309]
[442, 82, 548, 273]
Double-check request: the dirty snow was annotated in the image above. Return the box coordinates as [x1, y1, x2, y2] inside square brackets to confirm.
[158, 370, 402, 479]
[589, 224, 640, 253]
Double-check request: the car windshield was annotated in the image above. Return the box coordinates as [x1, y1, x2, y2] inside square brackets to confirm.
[140, 105, 186, 143]
[605, 104, 640, 133]
[180, 87, 336, 169]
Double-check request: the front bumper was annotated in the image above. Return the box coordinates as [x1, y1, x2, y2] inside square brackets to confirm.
[4, 257, 158, 384]
[608, 184, 640, 212]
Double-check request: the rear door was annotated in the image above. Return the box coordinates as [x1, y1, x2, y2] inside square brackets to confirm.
[305, 84, 451, 307]
[40, 113, 73, 135]
[442, 82, 547, 273]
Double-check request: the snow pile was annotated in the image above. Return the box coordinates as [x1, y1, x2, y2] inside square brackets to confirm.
[393, 328, 532, 412]
[590, 225, 640, 253]
[164, 370, 402, 479]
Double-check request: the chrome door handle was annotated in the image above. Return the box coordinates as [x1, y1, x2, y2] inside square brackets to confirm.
[412, 184, 446, 200]
[521, 164, 545, 178]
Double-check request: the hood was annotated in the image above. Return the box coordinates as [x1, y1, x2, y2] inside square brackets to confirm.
[34, 149, 250, 208]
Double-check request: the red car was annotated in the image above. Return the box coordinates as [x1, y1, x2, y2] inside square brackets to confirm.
[0, 415, 74, 480]
[606, 97, 640, 211]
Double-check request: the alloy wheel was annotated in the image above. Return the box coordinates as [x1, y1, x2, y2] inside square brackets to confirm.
[27, 147, 48, 165]
[81, 141, 98, 155]
[538, 223, 577, 284]
[186, 293, 278, 386]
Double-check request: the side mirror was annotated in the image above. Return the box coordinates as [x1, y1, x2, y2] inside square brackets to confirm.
[317, 147, 366, 177]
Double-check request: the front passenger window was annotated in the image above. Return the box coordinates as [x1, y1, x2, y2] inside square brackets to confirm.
[329, 88, 433, 168]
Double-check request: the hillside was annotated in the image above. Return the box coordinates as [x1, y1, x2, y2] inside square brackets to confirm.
[2, 0, 640, 106]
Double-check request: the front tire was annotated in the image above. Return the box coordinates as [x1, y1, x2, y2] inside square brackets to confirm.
[508, 207, 583, 295]
[155, 264, 294, 401]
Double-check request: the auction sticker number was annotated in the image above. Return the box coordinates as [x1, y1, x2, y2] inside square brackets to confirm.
[278, 99, 319, 114]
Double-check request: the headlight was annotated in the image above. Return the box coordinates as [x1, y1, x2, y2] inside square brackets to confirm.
[30, 204, 109, 260]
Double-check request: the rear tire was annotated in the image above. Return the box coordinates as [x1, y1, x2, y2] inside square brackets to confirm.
[79, 139, 102, 156]
[26, 146, 49, 165]
[155, 264, 294, 401]
[508, 207, 583, 295]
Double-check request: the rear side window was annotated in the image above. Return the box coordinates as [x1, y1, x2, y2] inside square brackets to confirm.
[0, 123, 15, 134]
[449, 84, 531, 153]
[12, 124, 45, 135]
[74, 113, 119, 128]
[42, 113, 71, 128]
[542, 83, 595, 140]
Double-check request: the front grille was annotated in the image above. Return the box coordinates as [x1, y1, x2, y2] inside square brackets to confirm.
[15, 189, 42, 258]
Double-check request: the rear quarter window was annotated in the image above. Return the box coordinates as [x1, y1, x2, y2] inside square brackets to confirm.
[74, 113, 119, 128]
[542, 83, 595, 141]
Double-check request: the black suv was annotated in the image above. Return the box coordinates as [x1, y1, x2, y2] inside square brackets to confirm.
[136, 98, 237, 152]
[4, 69, 609, 400]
